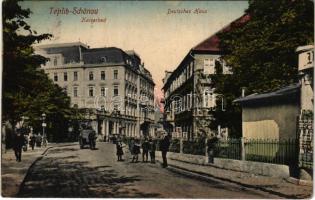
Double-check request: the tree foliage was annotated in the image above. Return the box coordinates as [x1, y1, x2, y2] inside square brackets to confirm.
[212, 0, 314, 137]
[2, 0, 79, 141]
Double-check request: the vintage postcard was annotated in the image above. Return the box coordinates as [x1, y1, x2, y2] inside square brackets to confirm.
[1, 0, 314, 198]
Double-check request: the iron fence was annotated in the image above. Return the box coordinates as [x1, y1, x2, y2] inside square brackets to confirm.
[214, 138, 241, 160]
[213, 138, 298, 165]
[169, 139, 180, 153]
[245, 138, 298, 165]
[183, 139, 206, 155]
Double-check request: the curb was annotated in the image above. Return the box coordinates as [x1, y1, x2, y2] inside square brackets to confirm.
[286, 177, 313, 187]
[159, 160, 304, 199]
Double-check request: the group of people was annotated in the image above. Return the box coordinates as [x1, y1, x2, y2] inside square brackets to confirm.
[115, 134, 170, 168]
[12, 130, 46, 162]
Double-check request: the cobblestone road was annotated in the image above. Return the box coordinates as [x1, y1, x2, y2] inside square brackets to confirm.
[18, 143, 280, 198]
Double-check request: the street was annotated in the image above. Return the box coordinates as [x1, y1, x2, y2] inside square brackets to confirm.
[18, 142, 279, 198]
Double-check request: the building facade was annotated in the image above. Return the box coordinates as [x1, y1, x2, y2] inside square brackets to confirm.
[162, 15, 249, 140]
[36, 42, 155, 140]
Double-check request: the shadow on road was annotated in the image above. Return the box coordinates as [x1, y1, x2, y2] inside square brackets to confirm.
[47, 147, 79, 154]
[17, 155, 161, 198]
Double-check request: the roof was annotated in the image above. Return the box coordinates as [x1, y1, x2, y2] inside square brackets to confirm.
[36, 42, 89, 49]
[125, 50, 140, 58]
[296, 45, 314, 53]
[193, 14, 250, 52]
[82, 47, 126, 64]
[234, 83, 300, 105]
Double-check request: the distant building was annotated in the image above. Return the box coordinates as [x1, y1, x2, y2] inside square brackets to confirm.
[36, 42, 155, 139]
[162, 15, 250, 140]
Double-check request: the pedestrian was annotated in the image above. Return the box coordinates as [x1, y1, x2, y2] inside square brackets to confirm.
[88, 126, 96, 150]
[160, 134, 170, 168]
[149, 138, 156, 163]
[36, 134, 42, 147]
[12, 130, 25, 162]
[142, 138, 150, 163]
[23, 134, 28, 151]
[116, 140, 124, 161]
[128, 138, 134, 154]
[132, 139, 140, 163]
[29, 134, 36, 150]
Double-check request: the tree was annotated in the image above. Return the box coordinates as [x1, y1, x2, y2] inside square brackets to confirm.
[2, 0, 76, 142]
[213, 0, 314, 137]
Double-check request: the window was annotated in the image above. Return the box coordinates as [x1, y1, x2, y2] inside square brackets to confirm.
[54, 73, 58, 81]
[101, 56, 107, 63]
[114, 85, 118, 96]
[53, 57, 57, 66]
[203, 89, 215, 108]
[73, 87, 78, 97]
[63, 86, 67, 94]
[114, 70, 118, 79]
[89, 71, 94, 81]
[101, 87, 106, 97]
[64, 72, 67, 81]
[74, 71, 78, 81]
[204, 58, 215, 74]
[101, 71, 105, 80]
[89, 87, 94, 97]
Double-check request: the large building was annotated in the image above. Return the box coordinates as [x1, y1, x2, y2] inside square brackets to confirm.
[162, 15, 249, 140]
[36, 42, 155, 140]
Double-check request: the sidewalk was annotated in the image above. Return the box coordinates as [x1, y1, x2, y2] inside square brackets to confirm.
[155, 153, 313, 199]
[1, 145, 53, 197]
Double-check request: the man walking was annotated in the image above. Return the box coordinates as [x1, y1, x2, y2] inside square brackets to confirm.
[149, 138, 156, 163]
[142, 138, 150, 163]
[30, 134, 36, 150]
[132, 139, 140, 163]
[160, 134, 170, 168]
[13, 130, 25, 162]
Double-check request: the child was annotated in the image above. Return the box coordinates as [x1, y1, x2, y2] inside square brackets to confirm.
[116, 141, 124, 161]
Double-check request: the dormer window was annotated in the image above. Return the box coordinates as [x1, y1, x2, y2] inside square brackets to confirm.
[53, 57, 57, 66]
[101, 57, 107, 63]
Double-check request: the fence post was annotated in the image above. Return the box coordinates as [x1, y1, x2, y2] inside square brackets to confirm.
[180, 138, 183, 154]
[205, 138, 208, 163]
[241, 137, 245, 160]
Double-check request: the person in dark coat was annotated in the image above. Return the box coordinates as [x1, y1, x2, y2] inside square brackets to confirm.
[128, 138, 135, 156]
[29, 134, 36, 150]
[116, 141, 124, 161]
[160, 134, 170, 168]
[149, 138, 156, 163]
[13, 131, 25, 162]
[88, 127, 96, 150]
[132, 139, 140, 163]
[36, 134, 42, 147]
[142, 138, 150, 163]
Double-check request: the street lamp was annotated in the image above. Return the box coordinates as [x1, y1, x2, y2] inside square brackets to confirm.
[42, 113, 47, 145]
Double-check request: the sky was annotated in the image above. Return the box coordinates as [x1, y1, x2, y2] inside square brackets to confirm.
[21, 1, 248, 99]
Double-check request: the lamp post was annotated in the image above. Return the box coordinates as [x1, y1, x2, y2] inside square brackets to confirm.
[42, 113, 47, 144]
